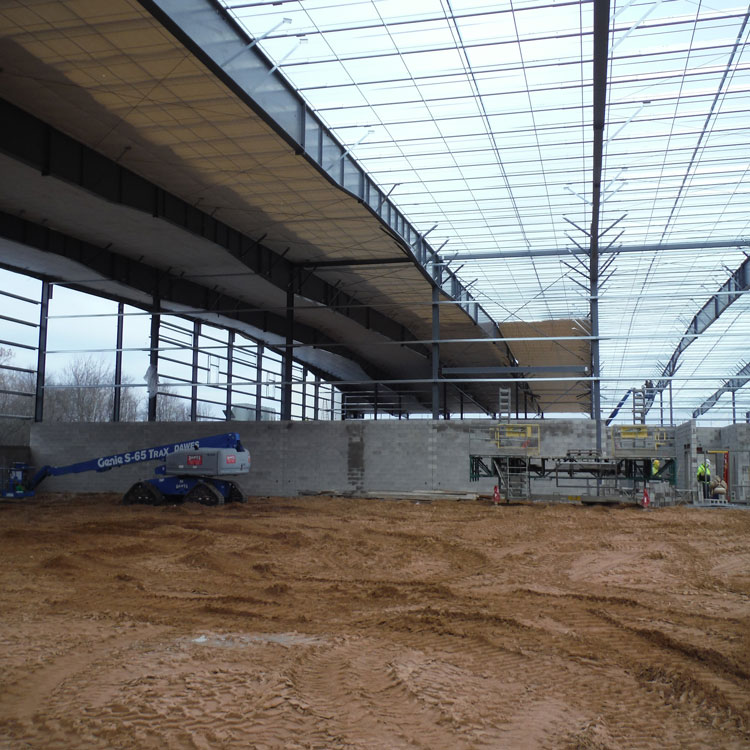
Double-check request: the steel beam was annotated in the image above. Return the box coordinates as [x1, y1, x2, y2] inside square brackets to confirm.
[443, 366, 588, 376]
[135, 0, 486, 327]
[443, 238, 750, 262]
[300, 257, 412, 268]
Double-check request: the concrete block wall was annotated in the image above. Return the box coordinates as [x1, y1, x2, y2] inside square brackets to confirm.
[671, 422, 750, 503]
[674, 420, 697, 491]
[719, 424, 750, 503]
[25, 418, 602, 498]
[537, 419, 597, 456]
[696, 427, 723, 452]
[27, 420, 352, 497]
[18, 417, 748, 501]
[0, 419, 31, 467]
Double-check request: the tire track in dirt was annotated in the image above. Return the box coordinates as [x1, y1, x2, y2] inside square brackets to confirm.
[0, 623, 168, 727]
[363, 603, 615, 745]
[592, 611, 750, 739]
[371, 597, 750, 749]
[291, 636, 485, 749]
[635, 664, 749, 736]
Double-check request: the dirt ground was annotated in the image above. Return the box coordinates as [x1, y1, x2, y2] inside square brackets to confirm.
[0, 494, 749, 750]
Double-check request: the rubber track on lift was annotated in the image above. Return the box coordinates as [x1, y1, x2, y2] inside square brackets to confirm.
[227, 482, 246, 503]
[184, 481, 224, 506]
[122, 481, 165, 506]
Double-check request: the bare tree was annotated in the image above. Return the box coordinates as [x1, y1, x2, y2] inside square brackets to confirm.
[116, 379, 141, 421]
[154, 386, 191, 421]
[45, 357, 108, 422]
[2, 351, 194, 423]
[0, 354, 142, 423]
[0, 347, 34, 420]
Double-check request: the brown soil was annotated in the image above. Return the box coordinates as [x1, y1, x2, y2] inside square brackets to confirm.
[1, 494, 749, 749]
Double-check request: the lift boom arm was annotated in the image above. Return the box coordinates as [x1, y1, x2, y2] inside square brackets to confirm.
[27, 433, 246, 491]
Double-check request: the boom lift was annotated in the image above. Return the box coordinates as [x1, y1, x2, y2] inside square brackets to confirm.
[1, 433, 250, 506]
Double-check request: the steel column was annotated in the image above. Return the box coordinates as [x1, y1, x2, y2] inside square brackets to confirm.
[34, 280, 50, 423]
[113, 301, 124, 422]
[302, 366, 308, 420]
[669, 380, 674, 425]
[147, 302, 160, 422]
[659, 389, 664, 426]
[190, 320, 200, 421]
[432, 285, 440, 419]
[590, 0, 611, 454]
[255, 344, 263, 422]
[226, 330, 234, 421]
[282, 278, 294, 421]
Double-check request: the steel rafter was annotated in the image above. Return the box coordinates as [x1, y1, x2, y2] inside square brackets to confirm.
[607, 254, 750, 424]
[0, 98, 428, 362]
[692, 361, 750, 419]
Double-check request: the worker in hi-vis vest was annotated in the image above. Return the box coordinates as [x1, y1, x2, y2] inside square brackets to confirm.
[696, 459, 711, 499]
